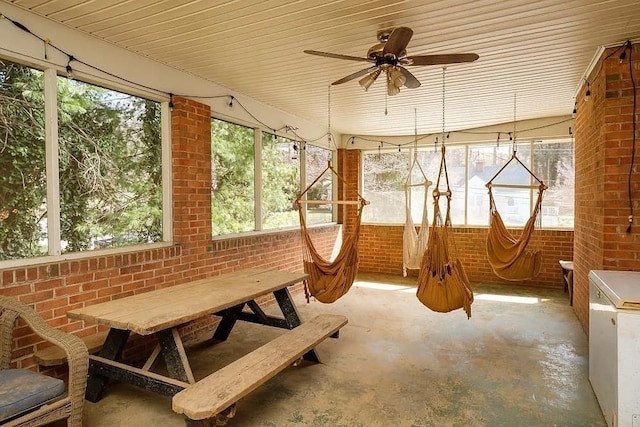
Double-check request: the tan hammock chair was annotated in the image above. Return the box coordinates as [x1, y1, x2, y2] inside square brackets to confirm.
[416, 145, 474, 318]
[485, 150, 547, 281]
[403, 154, 432, 277]
[296, 161, 368, 303]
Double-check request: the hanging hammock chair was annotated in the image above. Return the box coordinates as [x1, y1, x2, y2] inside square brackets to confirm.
[416, 145, 474, 318]
[485, 150, 547, 281]
[403, 155, 432, 277]
[296, 161, 368, 303]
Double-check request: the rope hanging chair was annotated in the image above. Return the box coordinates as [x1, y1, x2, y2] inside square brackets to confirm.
[485, 148, 547, 281]
[416, 144, 474, 318]
[403, 150, 432, 277]
[295, 161, 368, 303]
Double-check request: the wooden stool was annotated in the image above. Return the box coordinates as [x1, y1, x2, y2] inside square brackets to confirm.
[559, 260, 574, 306]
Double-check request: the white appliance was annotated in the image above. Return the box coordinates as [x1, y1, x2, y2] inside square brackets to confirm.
[589, 270, 640, 427]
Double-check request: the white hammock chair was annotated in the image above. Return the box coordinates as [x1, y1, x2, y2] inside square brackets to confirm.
[403, 155, 432, 276]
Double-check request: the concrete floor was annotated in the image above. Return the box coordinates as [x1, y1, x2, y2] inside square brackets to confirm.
[76, 273, 605, 427]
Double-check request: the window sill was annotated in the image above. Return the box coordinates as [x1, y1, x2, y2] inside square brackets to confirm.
[0, 242, 176, 271]
[212, 222, 339, 241]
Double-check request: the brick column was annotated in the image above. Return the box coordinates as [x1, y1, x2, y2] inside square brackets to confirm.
[574, 44, 640, 332]
[337, 148, 362, 234]
[171, 97, 213, 269]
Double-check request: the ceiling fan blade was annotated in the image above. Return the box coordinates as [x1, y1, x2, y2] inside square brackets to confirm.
[407, 53, 479, 66]
[382, 27, 413, 57]
[304, 50, 370, 62]
[397, 66, 421, 88]
[331, 66, 379, 85]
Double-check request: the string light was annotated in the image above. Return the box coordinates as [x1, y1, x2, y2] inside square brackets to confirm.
[585, 81, 591, 101]
[1, 10, 343, 149]
[65, 55, 75, 79]
[44, 38, 50, 60]
[3, 9, 585, 155]
[618, 40, 631, 63]
[572, 102, 577, 118]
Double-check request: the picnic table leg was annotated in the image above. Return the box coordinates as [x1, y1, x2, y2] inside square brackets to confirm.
[273, 288, 320, 363]
[157, 328, 196, 384]
[85, 328, 130, 402]
[211, 303, 245, 342]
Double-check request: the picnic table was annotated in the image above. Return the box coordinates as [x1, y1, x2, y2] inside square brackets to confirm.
[66, 268, 347, 425]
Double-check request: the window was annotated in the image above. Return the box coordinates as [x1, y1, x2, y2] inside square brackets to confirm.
[57, 77, 162, 252]
[262, 133, 300, 230]
[361, 139, 574, 228]
[468, 143, 530, 226]
[304, 144, 334, 225]
[0, 58, 165, 263]
[533, 141, 574, 227]
[0, 60, 47, 260]
[211, 121, 334, 236]
[211, 118, 255, 236]
[362, 150, 409, 223]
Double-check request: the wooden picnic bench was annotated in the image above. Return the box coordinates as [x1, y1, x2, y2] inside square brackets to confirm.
[172, 314, 347, 426]
[34, 331, 108, 366]
[66, 268, 347, 424]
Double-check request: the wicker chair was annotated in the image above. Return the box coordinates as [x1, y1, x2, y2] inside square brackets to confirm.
[0, 296, 88, 427]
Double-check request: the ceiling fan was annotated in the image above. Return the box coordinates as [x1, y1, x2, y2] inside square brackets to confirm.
[304, 27, 478, 96]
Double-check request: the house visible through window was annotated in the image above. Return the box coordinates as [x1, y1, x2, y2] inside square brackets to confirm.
[362, 139, 574, 228]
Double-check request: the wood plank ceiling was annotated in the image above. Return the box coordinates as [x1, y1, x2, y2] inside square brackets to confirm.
[7, 0, 640, 137]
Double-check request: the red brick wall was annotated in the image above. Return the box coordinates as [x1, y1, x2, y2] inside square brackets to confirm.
[337, 148, 362, 234]
[358, 224, 573, 287]
[574, 44, 640, 332]
[0, 96, 339, 372]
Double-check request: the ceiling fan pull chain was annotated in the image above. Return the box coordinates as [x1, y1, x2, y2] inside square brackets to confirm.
[385, 86, 388, 115]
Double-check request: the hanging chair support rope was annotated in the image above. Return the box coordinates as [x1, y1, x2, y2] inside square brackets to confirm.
[484, 94, 547, 281]
[416, 67, 474, 318]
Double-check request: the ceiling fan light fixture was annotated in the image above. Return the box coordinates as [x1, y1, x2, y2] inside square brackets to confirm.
[359, 69, 381, 91]
[388, 67, 406, 88]
[387, 73, 401, 96]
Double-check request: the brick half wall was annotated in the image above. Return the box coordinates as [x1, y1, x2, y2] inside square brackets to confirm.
[358, 224, 573, 288]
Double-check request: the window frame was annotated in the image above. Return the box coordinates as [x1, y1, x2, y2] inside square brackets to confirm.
[0, 57, 171, 269]
[361, 138, 574, 230]
[210, 114, 336, 238]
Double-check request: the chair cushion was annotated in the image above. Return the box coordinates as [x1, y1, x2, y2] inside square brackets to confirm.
[0, 368, 65, 422]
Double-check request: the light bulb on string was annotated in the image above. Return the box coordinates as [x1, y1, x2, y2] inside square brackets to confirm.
[585, 81, 591, 101]
[65, 55, 75, 80]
